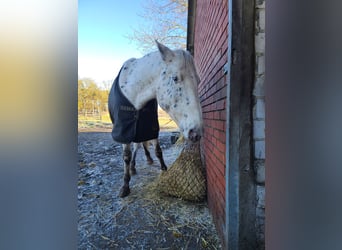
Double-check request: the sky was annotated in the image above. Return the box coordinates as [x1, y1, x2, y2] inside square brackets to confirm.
[78, 0, 145, 86]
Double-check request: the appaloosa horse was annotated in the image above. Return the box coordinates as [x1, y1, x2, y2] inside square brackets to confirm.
[108, 41, 203, 197]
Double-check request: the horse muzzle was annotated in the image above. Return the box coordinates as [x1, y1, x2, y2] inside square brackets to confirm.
[188, 127, 202, 142]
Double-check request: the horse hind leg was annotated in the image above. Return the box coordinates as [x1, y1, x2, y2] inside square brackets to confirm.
[119, 143, 132, 198]
[142, 141, 154, 165]
[153, 139, 167, 171]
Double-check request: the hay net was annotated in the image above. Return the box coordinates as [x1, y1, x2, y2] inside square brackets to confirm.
[157, 141, 206, 202]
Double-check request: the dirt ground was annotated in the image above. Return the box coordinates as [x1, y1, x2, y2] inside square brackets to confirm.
[78, 131, 221, 249]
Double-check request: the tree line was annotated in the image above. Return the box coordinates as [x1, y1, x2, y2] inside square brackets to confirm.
[78, 78, 110, 117]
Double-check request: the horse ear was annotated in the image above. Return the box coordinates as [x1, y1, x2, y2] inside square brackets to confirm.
[156, 40, 174, 62]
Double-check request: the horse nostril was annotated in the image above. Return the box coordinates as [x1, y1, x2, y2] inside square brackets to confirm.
[189, 128, 201, 142]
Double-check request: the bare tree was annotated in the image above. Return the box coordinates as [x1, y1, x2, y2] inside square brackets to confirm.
[127, 0, 188, 53]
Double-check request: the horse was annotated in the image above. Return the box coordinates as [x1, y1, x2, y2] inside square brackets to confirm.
[130, 139, 167, 175]
[108, 41, 203, 198]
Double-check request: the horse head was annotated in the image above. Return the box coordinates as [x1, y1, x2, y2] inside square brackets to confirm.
[155, 41, 203, 142]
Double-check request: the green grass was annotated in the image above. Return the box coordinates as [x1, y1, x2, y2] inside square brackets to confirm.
[78, 108, 178, 131]
[78, 113, 111, 123]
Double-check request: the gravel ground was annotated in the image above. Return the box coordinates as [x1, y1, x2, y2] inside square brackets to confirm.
[78, 131, 221, 249]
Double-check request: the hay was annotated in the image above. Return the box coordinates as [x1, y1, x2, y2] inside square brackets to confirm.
[115, 180, 220, 249]
[157, 141, 206, 202]
[79, 132, 221, 249]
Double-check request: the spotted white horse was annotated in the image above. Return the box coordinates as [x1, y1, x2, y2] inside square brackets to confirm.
[108, 41, 203, 197]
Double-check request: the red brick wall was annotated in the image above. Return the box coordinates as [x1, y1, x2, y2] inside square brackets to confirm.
[193, 0, 228, 240]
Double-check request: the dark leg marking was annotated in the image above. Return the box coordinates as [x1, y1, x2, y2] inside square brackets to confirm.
[155, 140, 167, 171]
[130, 143, 139, 175]
[143, 141, 154, 165]
[119, 144, 132, 197]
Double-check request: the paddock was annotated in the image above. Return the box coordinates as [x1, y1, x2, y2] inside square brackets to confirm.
[78, 131, 221, 249]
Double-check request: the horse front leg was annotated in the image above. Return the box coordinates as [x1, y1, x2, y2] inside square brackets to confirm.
[153, 139, 167, 171]
[130, 143, 140, 175]
[119, 143, 132, 197]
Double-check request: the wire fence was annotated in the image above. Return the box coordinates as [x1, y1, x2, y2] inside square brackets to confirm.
[78, 111, 110, 122]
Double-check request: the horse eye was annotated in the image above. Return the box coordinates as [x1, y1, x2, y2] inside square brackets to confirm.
[172, 76, 178, 82]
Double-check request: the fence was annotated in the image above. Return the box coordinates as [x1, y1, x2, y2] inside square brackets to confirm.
[78, 110, 112, 122]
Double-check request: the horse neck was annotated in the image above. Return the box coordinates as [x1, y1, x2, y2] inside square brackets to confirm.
[120, 52, 163, 110]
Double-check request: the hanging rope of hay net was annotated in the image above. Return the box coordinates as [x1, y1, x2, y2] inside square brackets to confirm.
[157, 141, 206, 202]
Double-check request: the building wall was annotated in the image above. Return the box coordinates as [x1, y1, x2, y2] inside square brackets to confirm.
[254, 0, 266, 248]
[191, 0, 265, 248]
[193, 0, 228, 243]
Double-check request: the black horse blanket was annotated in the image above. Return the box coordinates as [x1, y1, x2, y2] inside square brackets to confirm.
[108, 69, 159, 143]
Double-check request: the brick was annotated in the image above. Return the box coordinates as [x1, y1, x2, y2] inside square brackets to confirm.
[216, 139, 226, 154]
[206, 151, 214, 164]
[217, 149, 226, 164]
[254, 97, 265, 119]
[253, 76, 265, 97]
[216, 99, 226, 110]
[218, 85, 227, 99]
[253, 120, 265, 140]
[215, 198, 225, 221]
[213, 129, 220, 140]
[258, 9, 265, 31]
[220, 110, 227, 120]
[205, 112, 214, 120]
[211, 135, 217, 146]
[217, 130, 226, 144]
[255, 33, 265, 54]
[256, 0, 265, 9]
[213, 120, 225, 131]
[207, 126, 214, 136]
[207, 168, 216, 184]
[212, 162, 223, 180]
[255, 160, 265, 184]
[217, 170, 226, 191]
[257, 54, 265, 75]
[254, 140, 265, 159]
[257, 185, 265, 208]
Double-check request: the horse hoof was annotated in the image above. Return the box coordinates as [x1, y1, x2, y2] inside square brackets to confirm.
[147, 158, 154, 165]
[119, 187, 130, 198]
[161, 165, 167, 171]
[130, 168, 137, 175]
